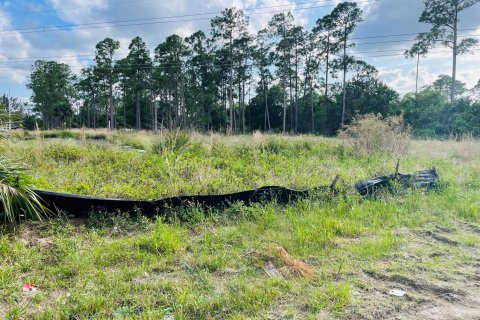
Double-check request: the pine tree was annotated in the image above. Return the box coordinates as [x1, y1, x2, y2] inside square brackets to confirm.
[123, 37, 153, 129]
[252, 29, 273, 131]
[211, 7, 248, 132]
[410, 0, 480, 101]
[94, 38, 120, 129]
[330, 2, 363, 126]
[155, 35, 190, 128]
[269, 12, 294, 134]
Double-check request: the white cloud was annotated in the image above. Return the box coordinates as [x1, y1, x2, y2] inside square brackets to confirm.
[47, 0, 108, 23]
[1, 0, 480, 97]
[378, 66, 438, 95]
[0, 10, 32, 84]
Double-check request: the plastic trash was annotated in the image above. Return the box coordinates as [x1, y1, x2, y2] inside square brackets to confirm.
[264, 262, 283, 279]
[182, 261, 211, 288]
[22, 283, 38, 293]
[163, 307, 174, 320]
[113, 310, 130, 316]
[388, 289, 407, 297]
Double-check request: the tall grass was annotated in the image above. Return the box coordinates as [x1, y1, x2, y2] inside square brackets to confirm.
[1, 131, 480, 318]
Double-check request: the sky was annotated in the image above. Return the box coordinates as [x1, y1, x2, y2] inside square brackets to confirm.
[0, 0, 480, 100]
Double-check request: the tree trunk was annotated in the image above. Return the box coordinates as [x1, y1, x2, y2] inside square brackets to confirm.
[87, 101, 91, 128]
[310, 82, 314, 133]
[109, 83, 114, 130]
[93, 95, 97, 129]
[264, 79, 271, 131]
[182, 75, 186, 129]
[324, 38, 330, 132]
[289, 73, 293, 132]
[136, 90, 141, 130]
[154, 97, 158, 131]
[341, 30, 347, 127]
[229, 38, 234, 132]
[282, 77, 287, 134]
[123, 88, 126, 129]
[105, 102, 109, 129]
[238, 67, 242, 133]
[242, 74, 246, 134]
[416, 53, 420, 96]
[223, 79, 227, 132]
[451, 5, 458, 102]
[295, 45, 299, 134]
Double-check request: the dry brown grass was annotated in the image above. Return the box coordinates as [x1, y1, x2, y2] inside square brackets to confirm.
[276, 246, 315, 279]
[411, 137, 480, 160]
[339, 114, 411, 157]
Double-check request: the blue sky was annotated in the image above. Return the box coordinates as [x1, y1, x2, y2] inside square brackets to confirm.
[1, 0, 479, 99]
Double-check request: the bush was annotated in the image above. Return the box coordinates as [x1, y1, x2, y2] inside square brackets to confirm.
[85, 133, 107, 140]
[42, 130, 80, 139]
[45, 143, 82, 161]
[152, 131, 192, 154]
[339, 114, 410, 156]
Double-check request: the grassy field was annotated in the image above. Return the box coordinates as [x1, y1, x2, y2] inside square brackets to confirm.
[1, 131, 480, 319]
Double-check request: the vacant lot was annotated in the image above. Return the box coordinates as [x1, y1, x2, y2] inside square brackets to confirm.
[1, 132, 480, 319]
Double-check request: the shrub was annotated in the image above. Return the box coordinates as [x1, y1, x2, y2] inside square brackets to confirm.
[339, 114, 410, 156]
[42, 130, 80, 139]
[262, 138, 286, 154]
[152, 131, 192, 154]
[45, 143, 82, 162]
[86, 133, 107, 140]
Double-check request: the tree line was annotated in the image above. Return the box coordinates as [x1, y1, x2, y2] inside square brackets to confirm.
[23, 0, 480, 136]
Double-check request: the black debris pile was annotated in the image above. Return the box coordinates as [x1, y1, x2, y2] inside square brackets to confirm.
[355, 167, 439, 197]
[34, 167, 439, 219]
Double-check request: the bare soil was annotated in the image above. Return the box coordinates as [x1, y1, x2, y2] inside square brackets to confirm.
[345, 223, 480, 320]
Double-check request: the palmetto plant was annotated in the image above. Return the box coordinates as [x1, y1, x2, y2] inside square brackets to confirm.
[0, 104, 50, 223]
[0, 155, 49, 223]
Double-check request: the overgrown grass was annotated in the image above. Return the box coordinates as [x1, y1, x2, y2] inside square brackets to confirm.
[0, 131, 430, 199]
[0, 131, 479, 318]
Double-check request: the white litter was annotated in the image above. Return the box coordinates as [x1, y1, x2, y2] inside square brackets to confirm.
[264, 262, 283, 279]
[388, 289, 406, 297]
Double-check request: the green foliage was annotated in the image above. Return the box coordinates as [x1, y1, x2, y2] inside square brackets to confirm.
[42, 130, 80, 139]
[355, 231, 397, 260]
[393, 84, 480, 137]
[136, 220, 183, 255]
[10, 134, 347, 200]
[0, 156, 49, 223]
[1, 134, 480, 318]
[88, 210, 150, 233]
[428, 74, 468, 98]
[306, 283, 351, 313]
[120, 37, 153, 130]
[27, 60, 76, 129]
[19, 1, 480, 138]
[152, 131, 192, 154]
